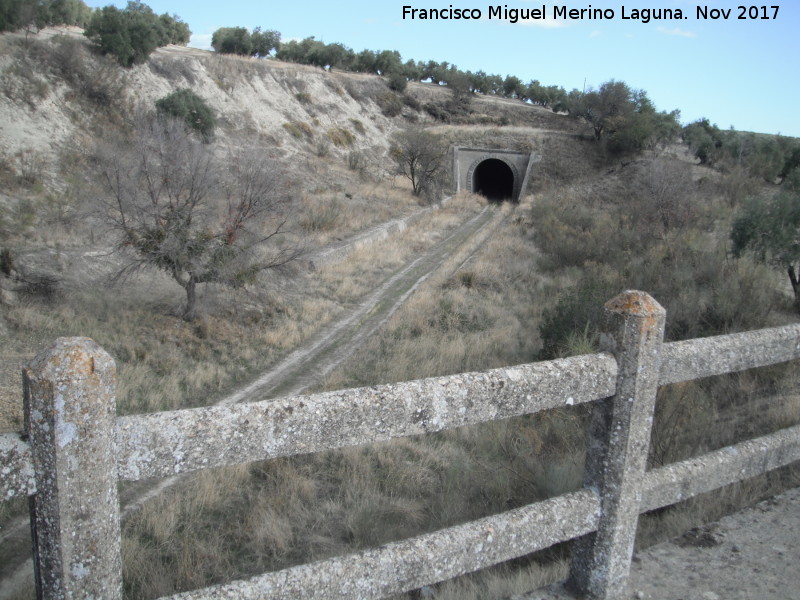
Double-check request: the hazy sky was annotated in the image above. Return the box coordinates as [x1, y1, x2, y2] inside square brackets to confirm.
[85, 1, 800, 137]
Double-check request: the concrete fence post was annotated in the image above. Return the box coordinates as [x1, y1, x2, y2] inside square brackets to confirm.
[567, 291, 666, 600]
[23, 337, 122, 599]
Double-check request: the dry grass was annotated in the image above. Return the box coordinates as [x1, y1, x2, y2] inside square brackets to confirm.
[3, 43, 799, 598]
[319, 198, 543, 389]
[0, 191, 482, 426]
[6, 171, 800, 600]
[119, 411, 589, 599]
[297, 179, 418, 246]
[314, 192, 485, 303]
[108, 190, 606, 599]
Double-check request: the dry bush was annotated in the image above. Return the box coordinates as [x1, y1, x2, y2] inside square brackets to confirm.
[0, 39, 50, 108]
[201, 53, 272, 94]
[350, 118, 366, 135]
[716, 164, 761, 208]
[148, 55, 197, 85]
[376, 91, 404, 117]
[283, 120, 314, 140]
[628, 157, 700, 234]
[531, 156, 782, 355]
[42, 36, 126, 110]
[326, 127, 355, 147]
[342, 77, 385, 103]
[299, 195, 341, 232]
[346, 149, 367, 173]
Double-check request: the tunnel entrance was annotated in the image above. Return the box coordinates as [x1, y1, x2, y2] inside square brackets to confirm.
[472, 158, 515, 202]
[455, 147, 537, 203]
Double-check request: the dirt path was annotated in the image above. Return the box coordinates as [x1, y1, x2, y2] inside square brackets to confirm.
[0, 203, 505, 599]
[222, 204, 502, 403]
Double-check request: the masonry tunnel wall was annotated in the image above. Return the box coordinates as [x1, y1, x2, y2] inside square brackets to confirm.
[454, 147, 537, 203]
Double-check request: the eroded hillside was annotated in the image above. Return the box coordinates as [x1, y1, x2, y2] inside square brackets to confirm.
[0, 25, 595, 430]
[0, 27, 583, 174]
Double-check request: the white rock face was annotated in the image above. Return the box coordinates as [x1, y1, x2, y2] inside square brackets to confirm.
[0, 27, 404, 172]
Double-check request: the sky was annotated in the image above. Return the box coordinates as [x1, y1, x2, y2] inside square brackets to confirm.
[84, 1, 800, 137]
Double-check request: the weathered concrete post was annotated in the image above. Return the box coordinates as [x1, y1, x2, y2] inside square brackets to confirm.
[23, 338, 122, 599]
[567, 291, 665, 599]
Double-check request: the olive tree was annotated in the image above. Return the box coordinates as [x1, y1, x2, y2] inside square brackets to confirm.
[731, 189, 800, 311]
[211, 26, 252, 55]
[84, 1, 190, 67]
[94, 115, 297, 320]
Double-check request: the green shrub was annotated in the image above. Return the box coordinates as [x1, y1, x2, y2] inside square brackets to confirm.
[538, 274, 617, 359]
[155, 89, 216, 142]
[386, 71, 407, 93]
[210, 26, 279, 57]
[0, 0, 92, 33]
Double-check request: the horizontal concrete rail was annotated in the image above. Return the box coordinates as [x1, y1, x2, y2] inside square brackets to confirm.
[8, 325, 800, 498]
[115, 354, 617, 481]
[642, 423, 800, 512]
[659, 323, 800, 385]
[6, 292, 800, 600]
[164, 490, 600, 600]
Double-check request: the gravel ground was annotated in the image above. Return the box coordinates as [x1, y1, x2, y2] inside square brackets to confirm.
[627, 485, 800, 600]
[520, 485, 800, 600]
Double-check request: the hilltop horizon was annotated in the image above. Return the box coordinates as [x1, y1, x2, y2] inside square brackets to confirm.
[83, 0, 799, 138]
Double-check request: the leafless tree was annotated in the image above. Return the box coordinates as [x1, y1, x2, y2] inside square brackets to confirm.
[94, 114, 298, 319]
[628, 158, 698, 239]
[389, 127, 447, 200]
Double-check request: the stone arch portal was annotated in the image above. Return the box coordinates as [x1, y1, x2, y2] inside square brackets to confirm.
[470, 158, 516, 202]
[454, 147, 538, 203]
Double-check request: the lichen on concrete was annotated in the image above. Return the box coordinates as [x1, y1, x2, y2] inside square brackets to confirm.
[0, 432, 35, 499]
[659, 323, 800, 385]
[642, 423, 800, 512]
[568, 291, 666, 600]
[116, 353, 617, 481]
[24, 337, 123, 599]
[5, 305, 800, 600]
[166, 490, 601, 600]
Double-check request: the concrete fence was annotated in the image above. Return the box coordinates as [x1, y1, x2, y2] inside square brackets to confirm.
[2, 290, 800, 600]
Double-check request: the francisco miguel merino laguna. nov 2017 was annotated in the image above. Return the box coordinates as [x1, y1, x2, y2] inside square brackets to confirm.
[401, 5, 689, 24]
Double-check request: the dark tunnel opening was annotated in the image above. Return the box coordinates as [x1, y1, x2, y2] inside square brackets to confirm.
[472, 159, 515, 202]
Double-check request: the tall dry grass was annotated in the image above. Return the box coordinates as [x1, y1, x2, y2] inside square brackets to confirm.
[116, 196, 601, 599]
[4, 117, 800, 599]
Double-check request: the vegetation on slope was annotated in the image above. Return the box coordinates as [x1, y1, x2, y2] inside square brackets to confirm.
[0, 13, 799, 600]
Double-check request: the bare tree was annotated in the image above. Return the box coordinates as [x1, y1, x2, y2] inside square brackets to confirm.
[629, 158, 698, 238]
[94, 114, 298, 320]
[389, 127, 447, 201]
